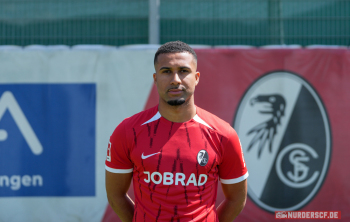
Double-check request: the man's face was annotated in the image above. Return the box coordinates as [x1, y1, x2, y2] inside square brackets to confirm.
[153, 52, 200, 106]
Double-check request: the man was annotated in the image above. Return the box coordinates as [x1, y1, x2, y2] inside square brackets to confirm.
[105, 41, 248, 222]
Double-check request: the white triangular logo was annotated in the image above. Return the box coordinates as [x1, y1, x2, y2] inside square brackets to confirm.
[0, 91, 43, 155]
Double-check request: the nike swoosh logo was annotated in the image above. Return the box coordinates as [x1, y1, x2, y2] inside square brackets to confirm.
[141, 152, 160, 159]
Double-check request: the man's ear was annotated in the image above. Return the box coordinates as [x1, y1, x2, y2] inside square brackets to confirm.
[195, 72, 200, 85]
[153, 73, 157, 84]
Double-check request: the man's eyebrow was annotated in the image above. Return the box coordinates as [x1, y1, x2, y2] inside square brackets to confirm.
[179, 66, 191, 69]
[159, 66, 191, 71]
[159, 67, 171, 70]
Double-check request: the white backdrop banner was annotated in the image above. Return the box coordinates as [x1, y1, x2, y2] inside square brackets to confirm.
[0, 47, 155, 222]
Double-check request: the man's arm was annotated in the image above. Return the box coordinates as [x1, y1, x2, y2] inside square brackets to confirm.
[105, 170, 134, 222]
[216, 179, 247, 222]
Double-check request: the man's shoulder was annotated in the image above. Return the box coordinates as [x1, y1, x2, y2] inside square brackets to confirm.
[120, 105, 159, 129]
[196, 106, 233, 136]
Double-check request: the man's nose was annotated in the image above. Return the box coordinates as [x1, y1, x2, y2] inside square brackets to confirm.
[170, 73, 181, 85]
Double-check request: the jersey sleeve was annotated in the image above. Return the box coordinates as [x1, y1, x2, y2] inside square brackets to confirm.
[105, 120, 134, 173]
[218, 127, 248, 184]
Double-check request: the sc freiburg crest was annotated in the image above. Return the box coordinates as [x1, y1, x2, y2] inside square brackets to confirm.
[197, 150, 209, 166]
[233, 71, 331, 212]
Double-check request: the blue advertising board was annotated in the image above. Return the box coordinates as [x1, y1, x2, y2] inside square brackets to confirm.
[0, 84, 96, 196]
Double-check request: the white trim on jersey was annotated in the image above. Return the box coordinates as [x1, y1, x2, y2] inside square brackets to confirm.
[220, 172, 249, 184]
[105, 165, 133, 173]
[141, 111, 161, 125]
[141, 111, 213, 130]
[193, 114, 213, 129]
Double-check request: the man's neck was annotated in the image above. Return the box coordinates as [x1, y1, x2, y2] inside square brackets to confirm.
[158, 98, 196, 123]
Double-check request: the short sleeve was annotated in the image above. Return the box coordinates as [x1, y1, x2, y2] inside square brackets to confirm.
[105, 120, 134, 173]
[218, 127, 248, 184]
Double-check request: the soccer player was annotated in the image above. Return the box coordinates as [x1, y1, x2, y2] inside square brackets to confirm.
[105, 41, 248, 222]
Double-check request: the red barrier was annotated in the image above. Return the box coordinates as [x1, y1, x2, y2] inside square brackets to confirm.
[103, 48, 350, 221]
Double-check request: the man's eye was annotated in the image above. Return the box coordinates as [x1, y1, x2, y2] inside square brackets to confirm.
[162, 70, 171, 73]
[180, 70, 189, 73]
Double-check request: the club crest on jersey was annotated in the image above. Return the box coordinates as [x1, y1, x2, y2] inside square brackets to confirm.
[197, 150, 209, 166]
[233, 71, 331, 212]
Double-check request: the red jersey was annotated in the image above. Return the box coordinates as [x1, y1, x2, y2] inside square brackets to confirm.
[105, 105, 248, 222]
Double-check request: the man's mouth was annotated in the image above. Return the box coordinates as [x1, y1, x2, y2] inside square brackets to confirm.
[168, 88, 184, 95]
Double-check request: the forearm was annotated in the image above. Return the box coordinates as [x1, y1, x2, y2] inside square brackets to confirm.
[216, 198, 246, 222]
[108, 193, 135, 222]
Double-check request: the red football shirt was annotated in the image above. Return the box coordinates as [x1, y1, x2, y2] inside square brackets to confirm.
[105, 105, 248, 222]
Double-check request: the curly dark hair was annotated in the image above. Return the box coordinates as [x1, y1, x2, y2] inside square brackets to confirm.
[154, 41, 197, 65]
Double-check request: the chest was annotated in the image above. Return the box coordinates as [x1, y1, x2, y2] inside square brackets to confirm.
[130, 123, 221, 176]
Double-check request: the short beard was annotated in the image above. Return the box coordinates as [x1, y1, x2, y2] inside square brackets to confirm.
[167, 98, 186, 106]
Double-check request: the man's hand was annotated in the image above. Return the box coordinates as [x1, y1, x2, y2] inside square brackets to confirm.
[105, 171, 134, 222]
[216, 179, 247, 222]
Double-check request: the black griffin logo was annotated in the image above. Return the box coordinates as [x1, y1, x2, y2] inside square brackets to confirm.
[247, 94, 286, 158]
